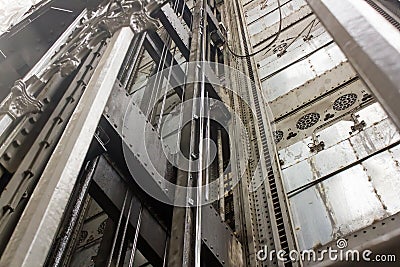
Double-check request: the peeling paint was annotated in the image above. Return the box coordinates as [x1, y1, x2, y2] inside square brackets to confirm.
[309, 157, 340, 238]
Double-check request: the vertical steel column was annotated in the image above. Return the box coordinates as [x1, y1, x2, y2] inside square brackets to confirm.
[0, 27, 134, 267]
[217, 129, 225, 221]
[167, 0, 207, 266]
[306, 0, 400, 129]
[48, 157, 100, 267]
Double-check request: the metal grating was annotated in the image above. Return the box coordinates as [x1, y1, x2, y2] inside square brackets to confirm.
[273, 130, 284, 143]
[364, 0, 400, 31]
[296, 112, 320, 130]
[333, 93, 358, 111]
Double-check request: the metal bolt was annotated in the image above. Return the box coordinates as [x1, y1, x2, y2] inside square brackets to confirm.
[21, 128, 30, 135]
[3, 153, 11, 161]
[12, 140, 21, 147]
[28, 117, 37, 124]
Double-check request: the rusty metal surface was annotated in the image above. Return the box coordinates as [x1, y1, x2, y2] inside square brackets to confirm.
[306, 0, 400, 130]
[261, 42, 346, 101]
[201, 205, 244, 267]
[243, 0, 400, 259]
[280, 103, 400, 250]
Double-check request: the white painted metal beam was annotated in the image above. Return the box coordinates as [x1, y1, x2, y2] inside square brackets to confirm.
[0, 27, 134, 267]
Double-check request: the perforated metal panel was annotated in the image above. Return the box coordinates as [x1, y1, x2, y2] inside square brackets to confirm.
[296, 112, 320, 130]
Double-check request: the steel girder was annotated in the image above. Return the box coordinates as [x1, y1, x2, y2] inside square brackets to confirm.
[306, 0, 400, 130]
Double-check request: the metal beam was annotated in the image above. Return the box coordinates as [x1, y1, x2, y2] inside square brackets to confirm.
[175, 0, 193, 29]
[167, 0, 209, 265]
[89, 156, 167, 266]
[0, 27, 134, 267]
[144, 31, 185, 97]
[156, 4, 190, 59]
[304, 212, 400, 266]
[306, 0, 400, 129]
[143, 31, 223, 105]
[101, 81, 173, 205]
[201, 205, 244, 267]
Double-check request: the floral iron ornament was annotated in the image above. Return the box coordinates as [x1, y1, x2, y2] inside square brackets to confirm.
[0, 0, 163, 119]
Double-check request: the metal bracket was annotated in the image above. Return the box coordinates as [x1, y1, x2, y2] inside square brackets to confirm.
[349, 113, 366, 134]
[0, 80, 42, 118]
[308, 133, 325, 153]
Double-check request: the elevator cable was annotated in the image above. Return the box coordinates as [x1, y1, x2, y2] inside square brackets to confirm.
[225, 0, 283, 58]
[154, 0, 187, 130]
[275, 18, 319, 57]
[147, 0, 181, 121]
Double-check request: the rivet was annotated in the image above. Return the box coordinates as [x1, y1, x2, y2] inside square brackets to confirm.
[21, 128, 30, 135]
[3, 153, 11, 161]
[12, 140, 21, 147]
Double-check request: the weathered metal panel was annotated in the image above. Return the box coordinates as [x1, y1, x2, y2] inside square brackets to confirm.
[273, 79, 372, 149]
[269, 63, 357, 120]
[363, 150, 400, 215]
[280, 108, 400, 250]
[240, 0, 400, 264]
[257, 26, 332, 77]
[306, 0, 400, 129]
[249, 2, 312, 46]
[287, 186, 333, 250]
[201, 205, 243, 267]
[349, 119, 400, 158]
[319, 165, 386, 235]
[261, 43, 346, 101]
[311, 141, 357, 176]
[245, 0, 307, 25]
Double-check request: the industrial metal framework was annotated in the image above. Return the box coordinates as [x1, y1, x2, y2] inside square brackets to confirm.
[0, 0, 399, 266]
